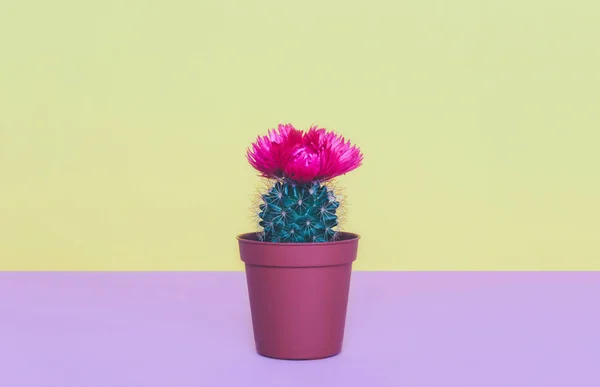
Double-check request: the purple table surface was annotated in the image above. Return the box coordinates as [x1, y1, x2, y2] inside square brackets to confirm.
[0, 272, 598, 387]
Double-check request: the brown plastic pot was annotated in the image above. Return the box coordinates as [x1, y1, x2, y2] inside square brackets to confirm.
[237, 232, 360, 360]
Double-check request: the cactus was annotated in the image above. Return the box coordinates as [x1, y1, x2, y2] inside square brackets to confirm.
[247, 124, 362, 243]
[258, 181, 340, 242]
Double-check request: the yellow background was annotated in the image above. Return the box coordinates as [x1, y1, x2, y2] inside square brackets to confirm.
[1, 1, 598, 270]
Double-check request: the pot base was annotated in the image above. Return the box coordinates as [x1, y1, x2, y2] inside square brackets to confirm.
[257, 350, 341, 361]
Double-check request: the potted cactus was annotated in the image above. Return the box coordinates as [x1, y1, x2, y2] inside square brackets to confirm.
[237, 123, 363, 360]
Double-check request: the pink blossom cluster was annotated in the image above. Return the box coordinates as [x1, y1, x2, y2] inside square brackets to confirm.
[247, 124, 363, 184]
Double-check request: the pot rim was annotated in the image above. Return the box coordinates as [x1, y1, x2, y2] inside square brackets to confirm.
[236, 231, 360, 246]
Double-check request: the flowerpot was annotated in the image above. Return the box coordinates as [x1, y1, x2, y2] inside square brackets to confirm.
[237, 232, 359, 360]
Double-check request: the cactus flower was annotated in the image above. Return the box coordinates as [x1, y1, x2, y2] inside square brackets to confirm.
[247, 124, 363, 184]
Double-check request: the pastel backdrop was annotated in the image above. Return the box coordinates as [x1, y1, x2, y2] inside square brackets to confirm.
[1, 0, 598, 270]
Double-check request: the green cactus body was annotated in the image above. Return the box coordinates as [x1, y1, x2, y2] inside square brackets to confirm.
[258, 181, 340, 243]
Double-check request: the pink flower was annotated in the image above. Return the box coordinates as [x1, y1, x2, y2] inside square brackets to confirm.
[246, 124, 301, 179]
[247, 124, 363, 184]
[316, 128, 363, 181]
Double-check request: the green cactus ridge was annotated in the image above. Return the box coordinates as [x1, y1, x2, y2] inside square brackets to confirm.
[258, 181, 340, 243]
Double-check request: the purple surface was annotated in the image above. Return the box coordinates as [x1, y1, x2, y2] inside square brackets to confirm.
[0, 272, 598, 387]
